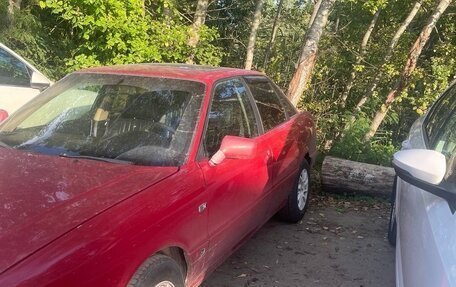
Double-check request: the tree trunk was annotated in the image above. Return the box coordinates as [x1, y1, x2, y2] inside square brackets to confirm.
[321, 156, 395, 198]
[287, 0, 335, 106]
[364, 0, 452, 141]
[244, 0, 265, 70]
[339, 9, 381, 108]
[309, 0, 323, 27]
[187, 0, 209, 64]
[354, 0, 423, 113]
[6, 0, 21, 27]
[263, 0, 284, 69]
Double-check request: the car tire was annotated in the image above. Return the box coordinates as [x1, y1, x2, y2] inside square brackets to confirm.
[127, 254, 185, 287]
[388, 177, 397, 247]
[278, 161, 311, 223]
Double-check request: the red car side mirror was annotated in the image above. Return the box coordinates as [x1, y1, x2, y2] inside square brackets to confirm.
[210, 136, 257, 166]
[0, 109, 8, 122]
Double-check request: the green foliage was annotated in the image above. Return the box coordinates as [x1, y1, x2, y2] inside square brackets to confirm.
[38, 0, 222, 72]
[206, 0, 258, 68]
[0, 0, 8, 28]
[0, 0, 222, 79]
[405, 15, 456, 116]
[0, 5, 67, 79]
[330, 117, 398, 166]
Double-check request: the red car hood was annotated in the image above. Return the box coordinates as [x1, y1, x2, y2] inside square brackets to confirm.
[0, 148, 178, 274]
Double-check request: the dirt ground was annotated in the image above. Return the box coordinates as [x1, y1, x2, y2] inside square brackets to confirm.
[202, 194, 395, 287]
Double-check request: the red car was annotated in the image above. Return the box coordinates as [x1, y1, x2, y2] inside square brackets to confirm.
[0, 64, 316, 287]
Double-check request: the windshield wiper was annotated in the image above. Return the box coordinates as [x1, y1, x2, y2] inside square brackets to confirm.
[59, 153, 133, 165]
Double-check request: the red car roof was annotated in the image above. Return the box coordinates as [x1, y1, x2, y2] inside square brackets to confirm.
[79, 64, 264, 84]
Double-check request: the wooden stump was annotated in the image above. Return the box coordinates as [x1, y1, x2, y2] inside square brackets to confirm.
[321, 156, 395, 198]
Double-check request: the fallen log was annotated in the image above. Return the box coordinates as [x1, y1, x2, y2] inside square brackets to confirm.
[321, 156, 395, 198]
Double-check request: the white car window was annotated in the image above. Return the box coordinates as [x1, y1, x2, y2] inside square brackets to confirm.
[425, 85, 456, 182]
[425, 85, 456, 145]
[0, 47, 31, 87]
[435, 113, 456, 183]
[435, 120, 455, 156]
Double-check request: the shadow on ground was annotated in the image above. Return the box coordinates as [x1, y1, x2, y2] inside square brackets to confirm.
[202, 195, 395, 287]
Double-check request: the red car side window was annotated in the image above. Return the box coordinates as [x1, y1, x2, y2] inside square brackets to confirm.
[244, 76, 287, 132]
[204, 79, 258, 156]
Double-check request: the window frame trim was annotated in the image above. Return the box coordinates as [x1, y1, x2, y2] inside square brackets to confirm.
[242, 75, 292, 133]
[269, 80, 298, 119]
[423, 81, 456, 149]
[239, 76, 265, 134]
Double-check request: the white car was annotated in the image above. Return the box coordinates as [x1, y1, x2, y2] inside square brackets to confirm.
[0, 43, 52, 119]
[389, 81, 456, 287]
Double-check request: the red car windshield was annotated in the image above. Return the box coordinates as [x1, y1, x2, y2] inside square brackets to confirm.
[0, 73, 205, 166]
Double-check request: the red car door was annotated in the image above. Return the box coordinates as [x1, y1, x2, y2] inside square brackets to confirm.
[198, 78, 273, 268]
[244, 76, 302, 216]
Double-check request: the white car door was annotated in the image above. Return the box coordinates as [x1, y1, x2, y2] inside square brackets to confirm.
[396, 84, 456, 287]
[0, 45, 49, 115]
[0, 86, 40, 115]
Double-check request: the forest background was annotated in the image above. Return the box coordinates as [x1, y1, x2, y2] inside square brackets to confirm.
[1, 0, 454, 166]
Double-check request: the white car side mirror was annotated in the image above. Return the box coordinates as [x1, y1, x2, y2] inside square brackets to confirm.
[393, 149, 447, 185]
[30, 71, 51, 91]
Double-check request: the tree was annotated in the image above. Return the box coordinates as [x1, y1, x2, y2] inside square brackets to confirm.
[354, 0, 423, 113]
[244, 0, 265, 70]
[187, 0, 209, 63]
[339, 8, 381, 108]
[286, 0, 336, 106]
[263, 0, 284, 69]
[309, 0, 322, 26]
[364, 0, 452, 141]
[37, 0, 222, 72]
[5, 0, 20, 27]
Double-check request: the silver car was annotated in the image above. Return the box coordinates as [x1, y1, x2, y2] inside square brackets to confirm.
[389, 81, 456, 287]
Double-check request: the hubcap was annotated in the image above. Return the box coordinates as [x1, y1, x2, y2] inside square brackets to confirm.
[297, 169, 309, 211]
[154, 281, 175, 287]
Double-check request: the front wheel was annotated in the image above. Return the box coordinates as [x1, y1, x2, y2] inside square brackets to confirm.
[279, 162, 311, 223]
[127, 254, 185, 287]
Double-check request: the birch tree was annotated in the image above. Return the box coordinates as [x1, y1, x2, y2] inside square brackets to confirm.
[355, 0, 423, 112]
[287, 0, 336, 106]
[309, 0, 323, 27]
[339, 8, 381, 108]
[263, 0, 284, 69]
[364, 0, 452, 141]
[244, 0, 265, 70]
[5, 0, 21, 27]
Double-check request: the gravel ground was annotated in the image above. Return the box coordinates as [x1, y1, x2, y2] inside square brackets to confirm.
[202, 194, 395, 287]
